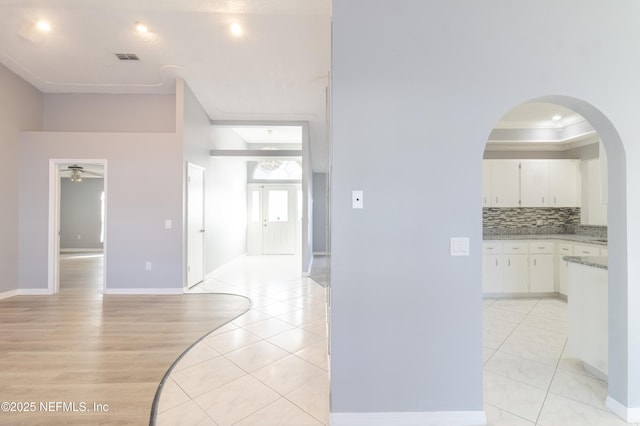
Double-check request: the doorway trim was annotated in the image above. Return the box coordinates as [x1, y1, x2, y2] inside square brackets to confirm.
[48, 159, 108, 294]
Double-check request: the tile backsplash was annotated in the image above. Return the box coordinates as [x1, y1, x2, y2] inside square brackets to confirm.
[483, 207, 581, 235]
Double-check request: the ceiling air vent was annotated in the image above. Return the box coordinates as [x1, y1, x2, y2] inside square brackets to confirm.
[115, 53, 139, 61]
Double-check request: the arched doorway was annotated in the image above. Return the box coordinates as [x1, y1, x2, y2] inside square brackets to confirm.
[481, 96, 629, 423]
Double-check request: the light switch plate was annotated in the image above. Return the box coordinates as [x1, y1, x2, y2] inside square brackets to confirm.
[352, 190, 364, 209]
[165, 219, 172, 229]
[450, 237, 470, 256]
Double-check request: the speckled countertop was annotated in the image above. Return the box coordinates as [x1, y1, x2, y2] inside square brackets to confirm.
[483, 234, 608, 245]
[563, 256, 608, 270]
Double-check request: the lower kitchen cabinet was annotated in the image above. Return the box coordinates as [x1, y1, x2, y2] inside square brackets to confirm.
[482, 254, 503, 293]
[530, 254, 554, 292]
[503, 254, 529, 293]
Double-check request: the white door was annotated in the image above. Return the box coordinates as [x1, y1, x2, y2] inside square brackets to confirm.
[247, 184, 299, 255]
[187, 163, 205, 288]
[262, 186, 296, 254]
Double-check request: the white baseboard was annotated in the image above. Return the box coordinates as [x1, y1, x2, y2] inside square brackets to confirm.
[18, 289, 53, 295]
[313, 251, 330, 256]
[606, 395, 640, 423]
[330, 410, 487, 426]
[103, 288, 184, 295]
[60, 248, 104, 253]
[0, 289, 19, 300]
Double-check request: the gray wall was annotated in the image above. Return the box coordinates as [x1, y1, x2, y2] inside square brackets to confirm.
[43, 94, 176, 132]
[0, 63, 43, 294]
[19, 131, 182, 291]
[331, 0, 637, 419]
[207, 127, 248, 272]
[312, 172, 327, 253]
[60, 178, 104, 250]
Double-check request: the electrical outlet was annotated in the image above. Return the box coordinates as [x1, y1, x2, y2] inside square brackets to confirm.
[536, 219, 544, 226]
[145, 262, 152, 270]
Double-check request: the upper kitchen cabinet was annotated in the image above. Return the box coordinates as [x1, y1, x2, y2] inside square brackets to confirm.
[482, 161, 492, 207]
[549, 159, 579, 207]
[521, 160, 549, 207]
[489, 160, 520, 207]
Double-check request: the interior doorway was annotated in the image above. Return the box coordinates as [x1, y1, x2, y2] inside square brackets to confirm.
[186, 163, 206, 288]
[49, 159, 107, 294]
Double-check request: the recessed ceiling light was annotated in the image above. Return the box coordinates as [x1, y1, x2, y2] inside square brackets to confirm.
[552, 114, 562, 121]
[135, 22, 149, 33]
[36, 20, 51, 33]
[230, 23, 243, 37]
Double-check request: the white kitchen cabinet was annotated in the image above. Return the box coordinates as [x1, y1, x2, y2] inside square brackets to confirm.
[483, 254, 503, 293]
[489, 160, 521, 207]
[482, 242, 503, 293]
[502, 242, 529, 293]
[521, 160, 550, 207]
[573, 244, 600, 257]
[556, 242, 573, 296]
[530, 254, 554, 292]
[482, 161, 492, 207]
[503, 254, 529, 293]
[549, 160, 579, 207]
[529, 241, 554, 293]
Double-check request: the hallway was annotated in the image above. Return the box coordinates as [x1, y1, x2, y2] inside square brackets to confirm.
[156, 255, 329, 425]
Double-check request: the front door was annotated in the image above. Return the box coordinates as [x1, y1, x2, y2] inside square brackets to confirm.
[247, 184, 299, 255]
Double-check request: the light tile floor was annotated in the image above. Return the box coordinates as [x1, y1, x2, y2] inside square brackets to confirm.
[156, 255, 329, 425]
[155, 256, 635, 425]
[483, 297, 637, 426]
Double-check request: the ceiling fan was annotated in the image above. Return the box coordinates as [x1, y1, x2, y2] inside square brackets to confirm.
[60, 164, 103, 182]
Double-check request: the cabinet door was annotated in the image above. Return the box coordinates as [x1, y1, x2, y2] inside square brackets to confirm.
[549, 160, 578, 207]
[482, 161, 492, 207]
[490, 160, 521, 207]
[521, 160, 549, 207]
[530, 254, 554, 292]
[482, 254, 503, 293]
[503, 255, 529, 293]
[556, 242, 573, 296]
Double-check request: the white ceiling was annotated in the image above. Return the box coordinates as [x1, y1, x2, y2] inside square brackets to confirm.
[232, 125, 302, 145]
[495, 103, 584, 130]
[0, 3, 598, 168]
[0, 0, 331, 169]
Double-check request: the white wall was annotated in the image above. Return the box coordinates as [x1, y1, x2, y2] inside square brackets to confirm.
[43, 94, 176, 132]
[332, 0, 638, 422]
[19, 132, 183, 292]
[207, 128, 247, 272]
[0, 63, 43, 294]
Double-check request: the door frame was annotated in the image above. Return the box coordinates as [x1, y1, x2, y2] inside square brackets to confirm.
[185, 162, 206, 289]
[48, 159, 108, 294]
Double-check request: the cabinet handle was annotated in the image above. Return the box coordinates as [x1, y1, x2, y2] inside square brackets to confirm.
[534, 259, 537, 266]
[513, 247, 520, 250]
[495, 259, 498, 266]
[508, 259, 511, 266]
[495, 196, 498, 204]
[542, 196, 545, 204]
[554, 196, 557, 204]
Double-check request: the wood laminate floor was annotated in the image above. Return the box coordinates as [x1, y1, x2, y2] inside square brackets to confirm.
[0, 253, 250, 426]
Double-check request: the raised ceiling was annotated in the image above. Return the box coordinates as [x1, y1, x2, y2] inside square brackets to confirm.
[488, 102, 597, 151]
[0, 0, 331, 170]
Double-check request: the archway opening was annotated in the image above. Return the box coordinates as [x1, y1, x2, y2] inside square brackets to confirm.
[480, 96, 628, 423]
